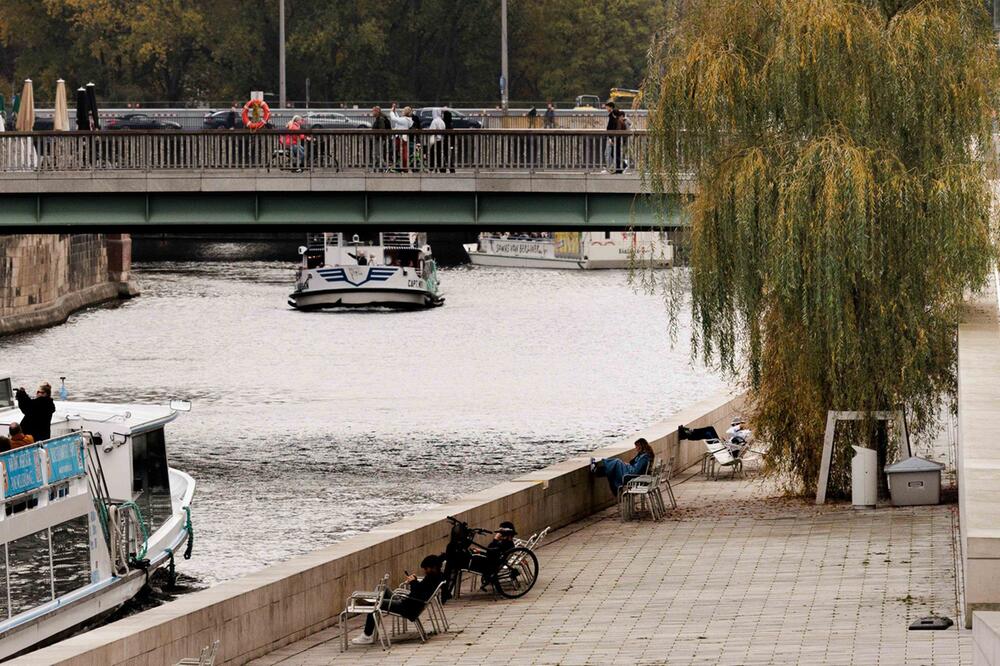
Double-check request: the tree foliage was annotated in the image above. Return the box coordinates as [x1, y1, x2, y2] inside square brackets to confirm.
[0, 0, 663, 104]
[643, 0, 999, 493]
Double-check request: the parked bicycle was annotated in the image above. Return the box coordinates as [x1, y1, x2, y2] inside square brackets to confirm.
[443, 516, 539, 600]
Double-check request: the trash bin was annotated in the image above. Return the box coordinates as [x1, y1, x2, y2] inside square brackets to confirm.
[884, 456, 944, 506]
[851, 445, 878, 508]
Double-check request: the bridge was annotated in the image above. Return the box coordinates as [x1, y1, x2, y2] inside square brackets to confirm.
[0, 130, 688, 231]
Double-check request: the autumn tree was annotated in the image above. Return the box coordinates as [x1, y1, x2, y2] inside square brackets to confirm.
[643, 0, 999, 494]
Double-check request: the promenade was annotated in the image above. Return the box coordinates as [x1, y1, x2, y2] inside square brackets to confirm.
[253, 463, 969, 666]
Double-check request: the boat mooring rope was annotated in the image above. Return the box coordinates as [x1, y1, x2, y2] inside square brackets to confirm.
[183, 505, 194, 560]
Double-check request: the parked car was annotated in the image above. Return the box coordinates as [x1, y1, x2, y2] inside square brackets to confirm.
[299, 112, 370, 130]
[414, 108, 482, 129]
[106, 114, 182, 130]
[203, 109, 243, 129]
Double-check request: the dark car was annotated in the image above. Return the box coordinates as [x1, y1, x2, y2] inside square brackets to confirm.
[415, 108, 482, 129]
[299, 112, 370, 130]
[106, 114, 182, 130]
[203, 109, 244, 129]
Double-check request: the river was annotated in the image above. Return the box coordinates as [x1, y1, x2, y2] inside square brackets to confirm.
[0, 253, 724, 586]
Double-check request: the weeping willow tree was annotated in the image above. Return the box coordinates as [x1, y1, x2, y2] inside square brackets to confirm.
[642, 0, 1000, 494]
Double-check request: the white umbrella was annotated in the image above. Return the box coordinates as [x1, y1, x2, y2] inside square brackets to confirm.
[15, 79, 35, 132]
[54, 79, 69, 131]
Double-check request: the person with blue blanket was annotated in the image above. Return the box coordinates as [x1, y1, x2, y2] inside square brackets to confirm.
[590, 438, 655, 496]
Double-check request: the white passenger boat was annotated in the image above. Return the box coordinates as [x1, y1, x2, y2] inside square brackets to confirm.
[289, 232, 444, 310]
[0, 374, 194, 660]
[466, 231, 673, 269]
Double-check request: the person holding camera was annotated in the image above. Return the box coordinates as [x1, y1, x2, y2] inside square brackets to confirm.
[15, 382, 55, 443]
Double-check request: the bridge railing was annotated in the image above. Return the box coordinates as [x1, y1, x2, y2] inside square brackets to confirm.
[0, 130, 648, 175]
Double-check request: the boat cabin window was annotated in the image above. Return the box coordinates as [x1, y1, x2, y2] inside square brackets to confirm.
[385, 248, 421, 268]
[0, 377, 13, 409]
[131, 428, 172, 532]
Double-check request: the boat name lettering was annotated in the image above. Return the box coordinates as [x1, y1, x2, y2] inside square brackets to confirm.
[408, 279, 424, 288]
[489, 241, 548, 257]
[0, 447, 43, 498]
[45, 435, 86, 483]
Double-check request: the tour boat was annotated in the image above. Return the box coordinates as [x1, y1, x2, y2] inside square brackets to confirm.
[466, 231, 673, 269]
[0, 374, 194, 660]
[289, 232, 444, 310]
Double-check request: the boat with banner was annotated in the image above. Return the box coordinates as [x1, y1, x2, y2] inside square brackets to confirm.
[466, 231, 673, 269]
[0, 374, 194, 660]
[289, 232, 444, 310]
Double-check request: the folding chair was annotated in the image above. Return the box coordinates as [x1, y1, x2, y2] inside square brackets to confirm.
[175, 640, 220, 666]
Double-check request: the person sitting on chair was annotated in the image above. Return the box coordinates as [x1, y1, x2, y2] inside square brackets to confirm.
[352, 554, 444, 645]
[590, 438, 655, 496]
[724, 418, 752, 458]
[466, 521, 517, 584]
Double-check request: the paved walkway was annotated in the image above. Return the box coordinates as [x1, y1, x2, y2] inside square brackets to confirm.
[252, 465, 969, 665]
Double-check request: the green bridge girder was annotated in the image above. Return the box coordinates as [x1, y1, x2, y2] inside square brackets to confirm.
[0, 192, 685, 231]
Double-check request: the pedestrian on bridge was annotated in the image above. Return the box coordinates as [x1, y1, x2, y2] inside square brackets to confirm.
[370, 106, 391, 172]
[388, 103, 413, 171]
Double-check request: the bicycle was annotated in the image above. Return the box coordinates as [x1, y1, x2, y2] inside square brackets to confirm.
[443, 516, 539, 600]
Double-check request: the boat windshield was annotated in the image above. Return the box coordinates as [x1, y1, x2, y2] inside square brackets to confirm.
[0, 377, 12, 410]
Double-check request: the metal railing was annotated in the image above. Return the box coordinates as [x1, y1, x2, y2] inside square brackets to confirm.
[0, 129, 647, 175]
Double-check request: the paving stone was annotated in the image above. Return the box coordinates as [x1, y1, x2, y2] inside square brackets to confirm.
[250, 465, 971, 665]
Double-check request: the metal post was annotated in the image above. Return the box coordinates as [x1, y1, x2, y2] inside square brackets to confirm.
[279, 0, 287, 109]
[500, 0, 509, 111]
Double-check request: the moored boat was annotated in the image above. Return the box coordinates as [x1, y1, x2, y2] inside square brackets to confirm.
[289, 232, 444, 310]
[0, 374, 194, 660]
[466, 231, 673, 269]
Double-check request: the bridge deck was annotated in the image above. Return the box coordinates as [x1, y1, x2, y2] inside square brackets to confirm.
[252, 467, 969, 666]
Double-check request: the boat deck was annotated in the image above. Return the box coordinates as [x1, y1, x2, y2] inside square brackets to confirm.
[251, 464, 970, 665]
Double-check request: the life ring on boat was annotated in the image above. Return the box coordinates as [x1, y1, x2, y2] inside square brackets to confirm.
[241, 99, 271, 130]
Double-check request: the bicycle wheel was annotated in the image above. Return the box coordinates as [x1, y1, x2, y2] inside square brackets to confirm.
[491, 547, 539, 599]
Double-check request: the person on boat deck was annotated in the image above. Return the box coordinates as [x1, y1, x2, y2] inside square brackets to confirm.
[8, 423, 34, 449]
[590, 438, 655, 496]
[467, 521, 517, 580]
[352, 554, 444, 645]
[348, 251, 368, 265]
[15, 382, 55, 442]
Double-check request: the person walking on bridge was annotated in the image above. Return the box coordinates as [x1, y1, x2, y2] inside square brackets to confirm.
[15, 382, 55, 443]
[370, 106, 391, 172]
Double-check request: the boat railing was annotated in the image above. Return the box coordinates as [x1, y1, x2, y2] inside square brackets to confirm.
[380, 231, 419, 248]
[0, 434, 89, 511]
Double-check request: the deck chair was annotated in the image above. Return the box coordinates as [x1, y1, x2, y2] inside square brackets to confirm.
[706, 441, 743, 480]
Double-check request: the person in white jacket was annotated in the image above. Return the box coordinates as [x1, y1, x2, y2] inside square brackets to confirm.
[428, 108, 446, 171]
[388, 103, 413, 171]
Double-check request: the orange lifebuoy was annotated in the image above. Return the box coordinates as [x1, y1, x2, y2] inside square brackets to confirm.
[241, 99, 271, 130]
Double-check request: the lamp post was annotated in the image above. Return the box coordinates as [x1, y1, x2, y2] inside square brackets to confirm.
[500, 0, 509, 111]
[279, 0, 287, 109]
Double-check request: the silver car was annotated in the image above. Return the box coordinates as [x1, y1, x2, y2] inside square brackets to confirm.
[299, 112, 371, 130]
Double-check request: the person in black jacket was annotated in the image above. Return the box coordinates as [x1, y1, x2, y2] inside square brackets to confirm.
[15, 382, 55, 443]
[467, 522, 517, 583]
[352, 554, 444, 645]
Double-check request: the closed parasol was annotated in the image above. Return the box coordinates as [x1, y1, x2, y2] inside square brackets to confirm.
[85, 82, 100, 130]
[15, 79, 34, 131]
[76, 87, 89, 130]
[54, 79, 70, 131]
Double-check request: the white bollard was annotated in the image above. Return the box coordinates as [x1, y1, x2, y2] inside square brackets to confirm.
[851, 445, 878, 508]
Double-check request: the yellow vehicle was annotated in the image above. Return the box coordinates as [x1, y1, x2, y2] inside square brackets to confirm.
[609, 88, 642, 109]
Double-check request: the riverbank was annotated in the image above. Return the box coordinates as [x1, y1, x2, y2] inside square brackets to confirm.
[0, 234, 137, 336]
[10, 391, 744, 665]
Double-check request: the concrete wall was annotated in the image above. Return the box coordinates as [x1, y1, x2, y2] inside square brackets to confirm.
[0, 234, 136, 336]
[975, 612, 1000, 665]
[12, 390, 745, 666]
[958, 282, 1000, 627]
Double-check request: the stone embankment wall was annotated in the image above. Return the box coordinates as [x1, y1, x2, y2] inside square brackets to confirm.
[0, 234, 137, 336]
[14, 390, 745, 666]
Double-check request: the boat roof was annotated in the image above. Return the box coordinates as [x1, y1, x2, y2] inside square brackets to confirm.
[0, 400, 177, 434]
